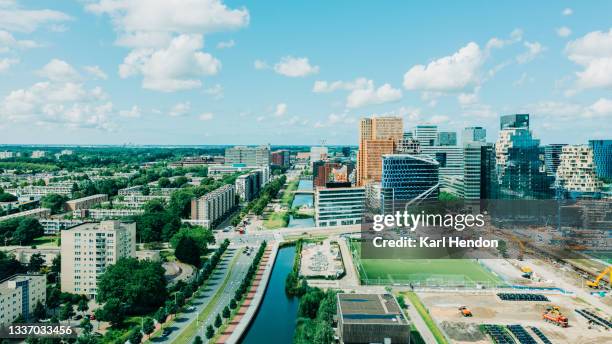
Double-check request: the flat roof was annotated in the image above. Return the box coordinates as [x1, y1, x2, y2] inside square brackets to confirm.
[337, 293, 408, 325]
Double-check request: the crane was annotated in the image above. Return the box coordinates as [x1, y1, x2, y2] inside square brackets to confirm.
[586, 266, 612, 289]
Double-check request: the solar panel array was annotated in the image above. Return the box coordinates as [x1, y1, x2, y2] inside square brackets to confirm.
[483, 325, 516, 344]
[507, 325, 537, 344]
[497, 293, 549, 301]
[529, 327, 553, 344]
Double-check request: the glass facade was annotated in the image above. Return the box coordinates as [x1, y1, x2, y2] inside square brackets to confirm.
[381, 154, 439, 213]
[589, 140, 612, 181]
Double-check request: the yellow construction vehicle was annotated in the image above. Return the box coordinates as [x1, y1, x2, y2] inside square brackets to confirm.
[521, 266, 533, 279]
[586, 266, 611, 289]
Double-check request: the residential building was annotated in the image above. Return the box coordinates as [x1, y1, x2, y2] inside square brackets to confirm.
[11, 247, 60, 266]
[381, 154, 439, 213]
[337, 293, 410, 344]
[0, 208, 50, 222]
[589, 140, 612, 180]
[235, 171, 261, 202]
[112, 195, 170, 209]
[271, 150, 290, 167]
[224, 145, 270, 167]
[357, 116, 403, 186]
[5, 185, 72, 197]
[556, 145, 603, 194]
[190, 185, 236, 228]
[39, 218, 84, 235]
[118, 185, 143, 196]
[73, 208, 144, 220]
[414, 125, 438, 146]
[0, 274, 46, 325]
[315, 186, 365, 227]
[61, 221, 136, 298]
[0, 151, 14, 159]
[437, 131, 457, 146]
[65, 194, 108, 211]
[544, 144, 566, 176]
[30, 151, 46, 159]
[462, 126, 486, 145]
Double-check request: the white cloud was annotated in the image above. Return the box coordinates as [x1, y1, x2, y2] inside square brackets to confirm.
[203, 84, 223, 99]
[0, 30, 38, 52]
[119, 105, 141, 118]
[516, 41, 545, 64]
[403, 42, 483, 92]
[429, 115, 450, 124]
[525, 98, 612, 120]
[457, 92, 478, 105]
[485, 28, 523, 51]
[314, 113, 356, 128]
[346, 82, 402, 108]
[199, 112, 214, 121]
[168, 102, 190, 117]
[588, 98, 612, 117]
[253, 59, 268, 70]
[312, 78, 369, 93]
[513, 72, 534, 87]
[256, 116, 264, 122]
[0, 0, 72, 33]
[275, 103, 287, 117]
[0, 57, 18, 72]
[562, 8, 573, 16]
[216, 39, 235, 49]
[273, 56, 319, 77]
[119, 34, 221, 92]
[565, 29, 612, 90]
[556, 26, 572, 38]
[37, 59, 81, 82]
[83, 65, 108, 80]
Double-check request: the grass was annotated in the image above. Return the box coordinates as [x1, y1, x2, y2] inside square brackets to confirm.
[32, 235, 59, 247]
[404, 292, 449, 344]
[263, 211, 289, 229]
[170, 251, 242, 344]
[280, 179, 299, 207]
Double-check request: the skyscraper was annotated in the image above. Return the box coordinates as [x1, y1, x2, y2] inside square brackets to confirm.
[544, 144, 566, 176]
[462, 126, 486, 146]
[437, 131, 457, 146]
[414, 125, 438, 146]
[556, 145, 602, 195]
[463, 142, 495, 200]
[357, 116, 403, 186]
[381, 154, 439, 213]
[589, 140, 612, 180]
[500, 114, 529, 130]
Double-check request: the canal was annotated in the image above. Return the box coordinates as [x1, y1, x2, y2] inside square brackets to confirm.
[288, 179, 314, 228]
[239, 246, 298, 343]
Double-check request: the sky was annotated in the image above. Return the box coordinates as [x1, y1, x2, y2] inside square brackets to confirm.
[0, 0, 611, 146]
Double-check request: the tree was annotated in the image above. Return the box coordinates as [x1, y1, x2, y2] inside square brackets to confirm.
[174, 236, 201, 267]
[214, 314, 222, 328]
[80, 317, 93, 334]
[142, 317, 155, 336]
[128, 327, 142, 344]
[77, 299, 89, 315]
[0, 251, 25, 280]
[51, 255, 61, 274]
[32, 301, 46, 321]
[40, 194, 68, 214]
[0, 193, 17, 202]
[229, 299, 237, 310]
[12, 218, 44, 245]
[59, 303, 75, 321]
[154, 307, 167, 325]
[193, 336, 203, 344]
[95, 298, 125, 327]
[28, 253, 45, 272]
[222, 306, 230, 319]
[205, 325, 214, 339]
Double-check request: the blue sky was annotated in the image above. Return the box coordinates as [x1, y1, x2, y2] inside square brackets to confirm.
[0, 0, 611, 145]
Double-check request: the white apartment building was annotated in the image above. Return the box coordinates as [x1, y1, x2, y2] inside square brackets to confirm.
[190, 185, 235, 228]
[72, 208, 144, 220]
[60, 221, 136, 298]
[0, 274, 46, 326]
[0, 208, 51, 222]
[4, 185, 72, 197]
[0, 151, 15, 160]
[556, 145, 603, 193]
[31, 151, 46, 159]
[113, 195, 170, 208]
[315, 187, 365, 227]
[39, 218, 84, 235]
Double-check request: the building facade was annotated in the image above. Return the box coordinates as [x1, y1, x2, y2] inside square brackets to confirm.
[235, 171, 261, 202]
[271, 150, 290, 167]
[60, 221, 136, 298]
[0, 274, 46, 325]
[190, 184, 236, 228]
[224, 145, 270, 167]
[357, 117, 403, 186]
[414, 125, 438, 146]
[437, 131, 457, 146]
[556, 145, 602, 194]
[544, 144, 566, 176]
[381, 154, 439, 213]
[315, 186, 365, 227]
[589, 140, 612, 180]
[65, 194, 108, 211]
[462, 126, 486, 146]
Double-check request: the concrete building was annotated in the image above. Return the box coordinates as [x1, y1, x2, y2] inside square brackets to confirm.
[556, 145, 603, 194]
[190, 185, 236, 228]
[381, 154, 439, 213]
[30, 151, 46, 159]
[271, 150, 290, 167]
[65, 194, 108, 211]
[113, 195, 170, 209]
[544, 144, 566, 176]
[235, 171, 261, 202]
[462, 126, 487, 146]
[11, 247, 60, 266]
[437, 131, 457, 146]
[60, 221, 136, 298]
[39, 218, 84, 235]
[0, 274, 46, 325]
[315, 186, 365, 227]
[118, 185, 143, 196]
[357, 117, 403, 186]
[589, 140, 612, 180]
[73, 208, 144, 220]
[414, 125, 438, 146]
[0, 208, 51, 222]
[5, 185, 72, 197]
[0, 151, 15, 159]
[224, 145, 270, 167]
[337, 293, 410, 344]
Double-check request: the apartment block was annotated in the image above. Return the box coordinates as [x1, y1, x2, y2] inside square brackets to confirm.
[235, 172, 261, 202]
[556, 145, 603, 193]
[60, 221, 136, 298]
[315, 186, 365, 227]
[0, 274, 46, 325]
[72, 208, 144, 220]
[224, 145, 270, 167]
[191, 185, 236, 228]
[65, 194, 108, 211]
[0, 208, 51, 222]
[39, 218, 84, 235]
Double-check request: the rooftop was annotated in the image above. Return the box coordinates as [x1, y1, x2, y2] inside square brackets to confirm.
[337, 293, 408, 325]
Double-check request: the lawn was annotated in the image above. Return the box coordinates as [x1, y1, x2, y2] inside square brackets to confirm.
[32, 235, 59, 247]
[263, 211, 289, 229]
[404, 292, 449, 344]
[280, 179, 299, 207]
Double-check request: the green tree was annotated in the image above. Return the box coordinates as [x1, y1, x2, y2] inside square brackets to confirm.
[28, 253, 45, 272]
[77, 299, 89, 315]
[0, 193, 17, 202]
[40, 194, 68, 214]
[128, 327, 142, 344]
[32, 301, 46, 321]
[80, 317, 93, 334]
[0, 251, 25, 280]
[142, 317, 155, 336]
[229, 299, 237, 310]
[214, 314, 222, 328]
[59, 303, 74, 321]
[12, 218, 44, 245]
[95, 298, 125, 327]
[205, 325, 214, 339]
[222, 306, 230, 319]
[193, 336, 203, 344]
[154, 307, 167, 324]
[51, 255, 61, 274]
[174, 236, 201, 267]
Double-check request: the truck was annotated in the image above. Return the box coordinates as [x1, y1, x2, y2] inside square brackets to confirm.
[542, 306, 569, 327]
[458, 306, 473, 317]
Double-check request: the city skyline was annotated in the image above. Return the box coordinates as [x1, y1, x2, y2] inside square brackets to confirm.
[1, 1, 612, 145]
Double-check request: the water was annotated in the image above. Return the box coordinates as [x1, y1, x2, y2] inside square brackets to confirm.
[239, 246, 298, 344]
[289, 179, 314, 227]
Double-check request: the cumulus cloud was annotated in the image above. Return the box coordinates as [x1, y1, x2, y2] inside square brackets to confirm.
[119, 34, 221, 92]
[346, 82, 402, 108]
[273, 56, 319, 77]
[119, 105, 141, 118]
[37, 59, 81, 82]
[403, 42, 484, 92]
[312, 78, 370, 93]
[275, 103, 287, 116]
[0, 30, 38, 52]
[199, 112, 214, 121]
[0, 57, 18, 72]
[168, 102, 191, 117]
[0, 0, 72, 33]
[216, 39, 235, 49]
[565, 29, 612, 90]
[203, 84, 223, 99]
[83, 65, 108, 80]
[556, 27, 572, 38]
[516, 41, 545, 64]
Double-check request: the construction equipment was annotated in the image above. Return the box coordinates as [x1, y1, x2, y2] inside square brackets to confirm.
[542, 306, 569, 327]
[586, 266, 611, 289]
[521, 266, 533, 279]
[458, 306, 472, 317]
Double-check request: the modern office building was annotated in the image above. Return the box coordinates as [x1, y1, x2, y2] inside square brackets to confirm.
[462, 126, 486, 145]
[544, 144, 567, 176]
[437, 131, 457, 146]
[60, 221, 136, 298]
[337, 293, 410, 344]
[420, 146, 464, 177]
[190, 185, 236, 228]
[381, 154, 439, 213]
[224, 145, 270, 167]
[65, 194, 108, 211]
[556, 145, 603, 194]
[357, 117, 404, 186]
[235, 171, 261, 202]
[0, 274, 46, 325]
[397, 137, 421, 154]
[589, 140, 612, 180]
[414, 125, 438, 146]
[500, 113, 529, 130]
[271, 150, 290, 167]
[463, 142, 496, 200]
[314, 186, 365, 227]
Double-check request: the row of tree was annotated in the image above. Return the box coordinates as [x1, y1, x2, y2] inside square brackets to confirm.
[230, 175, 287, 226]
[293, 288, 338, 344]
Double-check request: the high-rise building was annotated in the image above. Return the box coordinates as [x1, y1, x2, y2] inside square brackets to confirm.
[437, 131, 457, 146]
[190, 185, 236, 227]
[544, 144, 566, 176]
[462, 126, 486, 146]
[556, 145, 602, 194]
[271, 150, 290, 167]
[463, 142, 496, 200]
[0, 274, 46, 325]
[224, 145, 270, 166]
[313, 161, 354, 188]
[414, 125, 438, 146]
[60, 221, 136, 298]
[314, 186, 365, 227]
[357, 117, 403, 186]
[381, 154, 439, 213]
[235, 171, 261, 202]
[420, 146, 464, 177]
[589, 140, 612, 180]
[500, 114, 529, 130]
